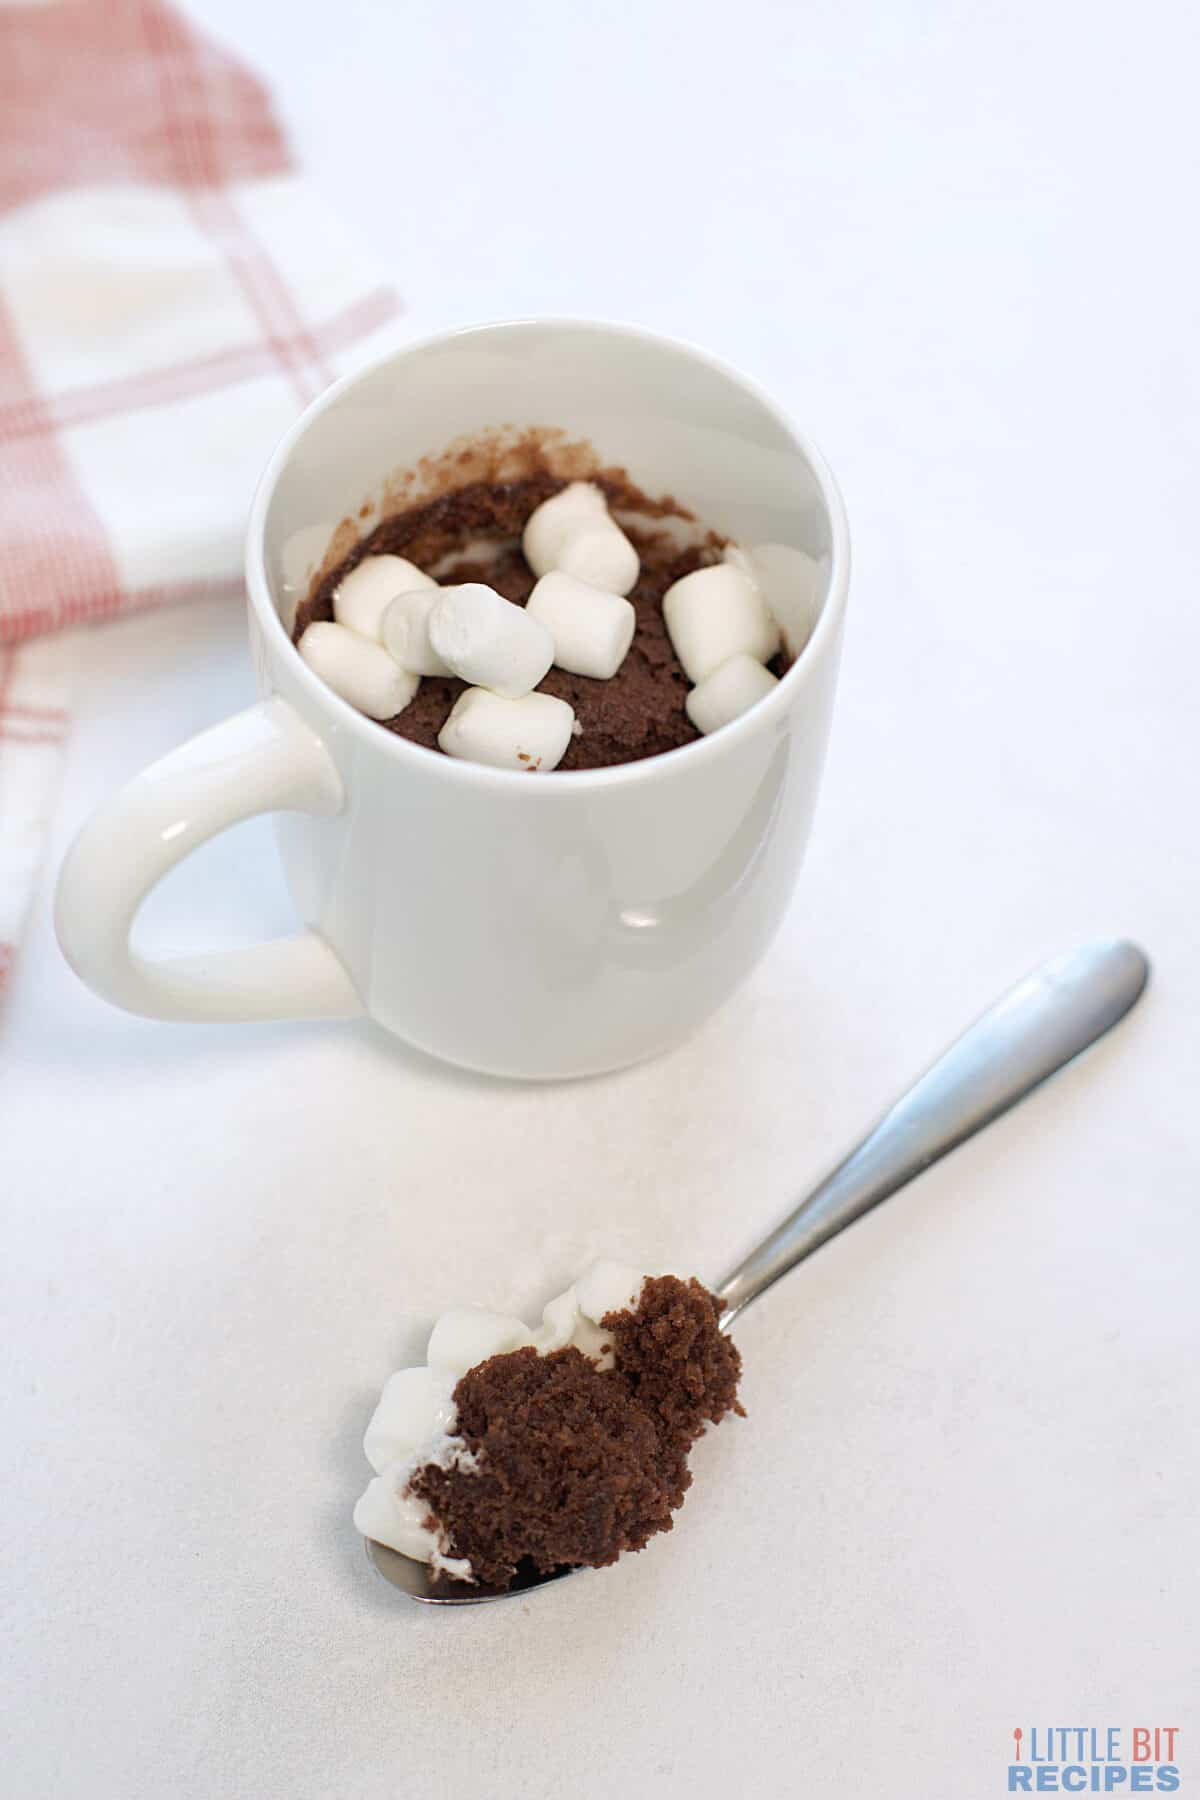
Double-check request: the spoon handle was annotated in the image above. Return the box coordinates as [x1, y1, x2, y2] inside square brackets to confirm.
[714, 940, 1150, 1327]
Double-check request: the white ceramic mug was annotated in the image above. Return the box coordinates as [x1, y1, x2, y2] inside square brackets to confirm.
[55, 320, 849, 1078]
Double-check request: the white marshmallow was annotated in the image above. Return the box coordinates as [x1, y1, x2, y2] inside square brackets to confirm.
[298, 621, 419, 720]
[333, 554, 436, 641]
[427, 582, 554, 699]
[522, 481, 604, 570]
[556, 523, 641, 596]
[364, 1367, 454, 1473]
[662, 562, 780, 684]
[352, 1469, 431, 1560]
[522, 482, 640, 596]
[438, 687, 576, 773]
[686, 653, 780, 735]
[575, 1261, 645, 1322]
[526, 571, 636, 679]
[381, 589, 453, 676]
[533, 1286, 584, 1354]
[721, 543, 756, 580]
[426, 1309, 533, 1376]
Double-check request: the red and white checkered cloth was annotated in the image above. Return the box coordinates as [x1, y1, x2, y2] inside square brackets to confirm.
[0, 0, 402, 994]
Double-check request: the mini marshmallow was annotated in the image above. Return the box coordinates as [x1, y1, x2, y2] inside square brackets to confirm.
[721, 543, 756, 580]
[575, 1261, 645, 1322]
[381, 589, 453, 676]
[426, 1309, 533, 1377]
[333, 554, 436, 641]
[557, 523, 641, 596]
[685, 653, 779, 735]
[428, 582, 554, 699]
[298, 621, 419, 720]
[438, 687, 576, 772]
[526, 571, 636, 679]
[522, 482, 640, 596]
[662, 562, 780, 684]
[364, 1367, 454, 1473]
[534, 1287, 585, 1354]
[352, 1470, 426, 1558]
[522, 481, 604, 571]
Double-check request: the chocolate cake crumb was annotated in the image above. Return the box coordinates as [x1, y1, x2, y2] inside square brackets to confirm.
[408, 1275, 742, 1587]
[604, 1274, 747, 1443]
[294, 473, 778, 771]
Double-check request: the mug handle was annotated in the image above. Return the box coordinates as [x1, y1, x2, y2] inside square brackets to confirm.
[54, 697, 362, 1023]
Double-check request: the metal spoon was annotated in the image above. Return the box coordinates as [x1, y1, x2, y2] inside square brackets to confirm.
[366, 939, 1150, 1605]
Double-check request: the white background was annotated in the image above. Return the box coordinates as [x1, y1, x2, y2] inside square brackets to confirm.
[4, 2, 1198, 1795]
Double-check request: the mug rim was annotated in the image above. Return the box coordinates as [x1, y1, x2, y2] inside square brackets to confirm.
[245, 315, 851, 792]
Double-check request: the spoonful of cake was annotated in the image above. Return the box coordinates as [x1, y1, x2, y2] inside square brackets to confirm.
[357, 940, 1149, 1605]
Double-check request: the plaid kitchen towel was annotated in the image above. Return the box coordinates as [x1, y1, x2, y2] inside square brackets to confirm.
[0, 0, 401, 995]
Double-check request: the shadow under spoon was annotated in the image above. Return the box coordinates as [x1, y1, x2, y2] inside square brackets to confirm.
[367, 938, 1150, 1605]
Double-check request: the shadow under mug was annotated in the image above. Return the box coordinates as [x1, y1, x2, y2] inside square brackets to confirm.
[55, 319, 850, 1079]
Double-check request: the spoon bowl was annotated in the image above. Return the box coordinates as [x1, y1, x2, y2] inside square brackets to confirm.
[366, 1537, 578, 1605]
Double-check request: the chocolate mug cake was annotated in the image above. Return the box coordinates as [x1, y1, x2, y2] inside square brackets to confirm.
[292, 436, 804, 772]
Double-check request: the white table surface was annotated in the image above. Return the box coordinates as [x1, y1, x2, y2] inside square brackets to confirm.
[4, 2, 1198, 1795]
